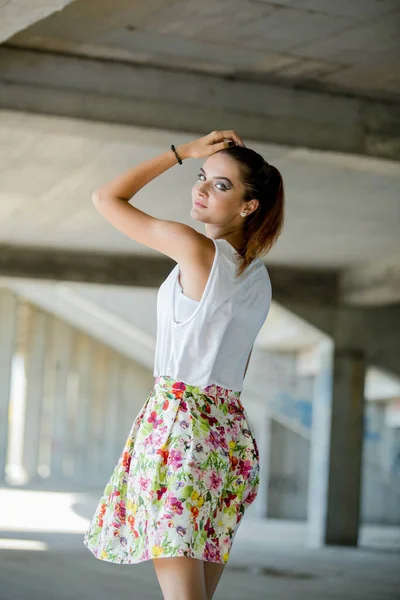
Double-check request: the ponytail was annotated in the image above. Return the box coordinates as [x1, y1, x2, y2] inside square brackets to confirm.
[220, 146, 285, 275]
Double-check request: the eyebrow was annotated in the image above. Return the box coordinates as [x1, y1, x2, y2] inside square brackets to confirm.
[200, 167, 233, 187]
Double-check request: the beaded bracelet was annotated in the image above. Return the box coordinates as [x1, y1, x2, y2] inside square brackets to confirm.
[171, 144, 183, 165]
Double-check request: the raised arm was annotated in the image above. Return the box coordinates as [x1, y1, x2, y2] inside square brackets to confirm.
[91, 130, 244, 264]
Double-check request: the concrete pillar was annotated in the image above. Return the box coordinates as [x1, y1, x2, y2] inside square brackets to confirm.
[63, 330, 82, 480]
[253, 410, 272, 519]
[308, 336, 366, 546]
[49, 318, 73, 480]
[122, 360, 136, 427]
[21, 306, 48, 482]
[0, 288, 18, 481]
[308, 338, 334, 546]
[73, 333, 93, 483]
[327, 349, 365, 544]
[103, 354, 123, 473]
[88, 344, 108, 481]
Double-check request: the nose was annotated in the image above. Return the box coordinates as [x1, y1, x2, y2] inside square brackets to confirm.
[197, 181, 208, 197]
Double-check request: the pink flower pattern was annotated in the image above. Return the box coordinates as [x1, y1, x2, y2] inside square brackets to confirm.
[83, 375, 259, 565]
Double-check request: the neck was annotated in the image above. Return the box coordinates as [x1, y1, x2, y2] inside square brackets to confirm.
[205, 226, 245, 253]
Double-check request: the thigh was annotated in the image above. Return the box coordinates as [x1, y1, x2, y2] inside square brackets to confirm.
[203, 562, 226, 600]
[152, 557, 208, 600]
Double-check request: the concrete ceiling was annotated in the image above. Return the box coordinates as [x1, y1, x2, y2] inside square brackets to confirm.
[0, 0, 77, 44]
[4, 0, 400, 101]
[1, 0, 399, 162]
[0, 0, 399, 365]
[1, 110, 400, 268]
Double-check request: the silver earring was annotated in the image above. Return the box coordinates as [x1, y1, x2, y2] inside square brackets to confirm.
[240, 211, 247, 217]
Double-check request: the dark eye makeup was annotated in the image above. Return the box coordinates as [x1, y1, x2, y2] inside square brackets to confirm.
[197, 169, 232, 192]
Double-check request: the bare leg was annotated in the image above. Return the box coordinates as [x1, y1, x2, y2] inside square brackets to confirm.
[203, 562, 226, 600]
[152, 556, 208, 600]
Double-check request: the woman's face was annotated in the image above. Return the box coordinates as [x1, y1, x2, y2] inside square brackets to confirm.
[190, 152, 248, 225]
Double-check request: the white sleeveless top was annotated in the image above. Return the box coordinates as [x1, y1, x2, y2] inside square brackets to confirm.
[153, 238, 272, 392]
[174, 277, 199, 323]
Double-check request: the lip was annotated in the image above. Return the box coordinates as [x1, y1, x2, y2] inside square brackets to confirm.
[194, 200, 207, 208]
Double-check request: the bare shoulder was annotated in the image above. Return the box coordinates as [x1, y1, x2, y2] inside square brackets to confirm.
[150, 220, 215, 267]
[164, 224, 216, 302]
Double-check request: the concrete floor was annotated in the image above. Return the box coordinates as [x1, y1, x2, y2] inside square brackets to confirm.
[1, 485, 399, 600]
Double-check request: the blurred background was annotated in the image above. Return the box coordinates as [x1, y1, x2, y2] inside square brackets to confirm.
[0, 1, 399, 599]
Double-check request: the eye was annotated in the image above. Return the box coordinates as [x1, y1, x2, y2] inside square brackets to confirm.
[215, 182, 228, 191]
[197, 173, 206, 181]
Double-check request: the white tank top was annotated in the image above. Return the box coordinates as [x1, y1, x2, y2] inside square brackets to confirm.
[174, 276, 199, 323]
[153, 238, 272, 392]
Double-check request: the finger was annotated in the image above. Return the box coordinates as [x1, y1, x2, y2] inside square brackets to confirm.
[208, 130, 223, 143]
[220, 130, 245, 147]
[209, 140, 235, 154]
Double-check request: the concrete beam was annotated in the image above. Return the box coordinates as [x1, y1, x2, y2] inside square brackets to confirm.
[0, 46, 399, 160]
[340, 254, 400, 306]
[0, 244, 340, 307]
[0, 244, 174, 288]
[285, 303, 400, 381]
[0, 1, 77, 44]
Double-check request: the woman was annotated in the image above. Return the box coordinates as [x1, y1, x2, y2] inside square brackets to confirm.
[83, 130, 285, 600]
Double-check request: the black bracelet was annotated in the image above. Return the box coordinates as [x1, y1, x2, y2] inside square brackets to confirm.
[171, 144, 183, 165]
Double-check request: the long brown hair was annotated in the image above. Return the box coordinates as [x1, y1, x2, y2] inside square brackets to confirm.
[219, 146, 285, 276]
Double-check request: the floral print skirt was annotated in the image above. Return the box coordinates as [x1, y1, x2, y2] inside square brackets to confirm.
[83, 375, 260, 565]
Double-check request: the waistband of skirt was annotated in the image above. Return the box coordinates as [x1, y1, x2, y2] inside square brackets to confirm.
[154, 375, 244, 410]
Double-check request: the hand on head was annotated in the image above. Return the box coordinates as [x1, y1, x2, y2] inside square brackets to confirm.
[179, 130, 246, 160]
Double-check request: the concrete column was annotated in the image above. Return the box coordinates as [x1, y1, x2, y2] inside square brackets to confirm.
[73, 333, 93, 483]
[308, 336, 366, 546]
[49, 318, 73, 480]
[103, 354, 123, 473]
[122, 360, 137, 427]
[88, 343, 108, 481]
[308, 338, 334, 546]
[62, 330, 82, 480]
[253, 409, 272, 519]
[21, 307, 48, 482]
[327, 349, 365, 544]
[0, 289, 18, 481]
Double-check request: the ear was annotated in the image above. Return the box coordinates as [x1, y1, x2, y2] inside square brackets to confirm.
[247, 198, 259, 215]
